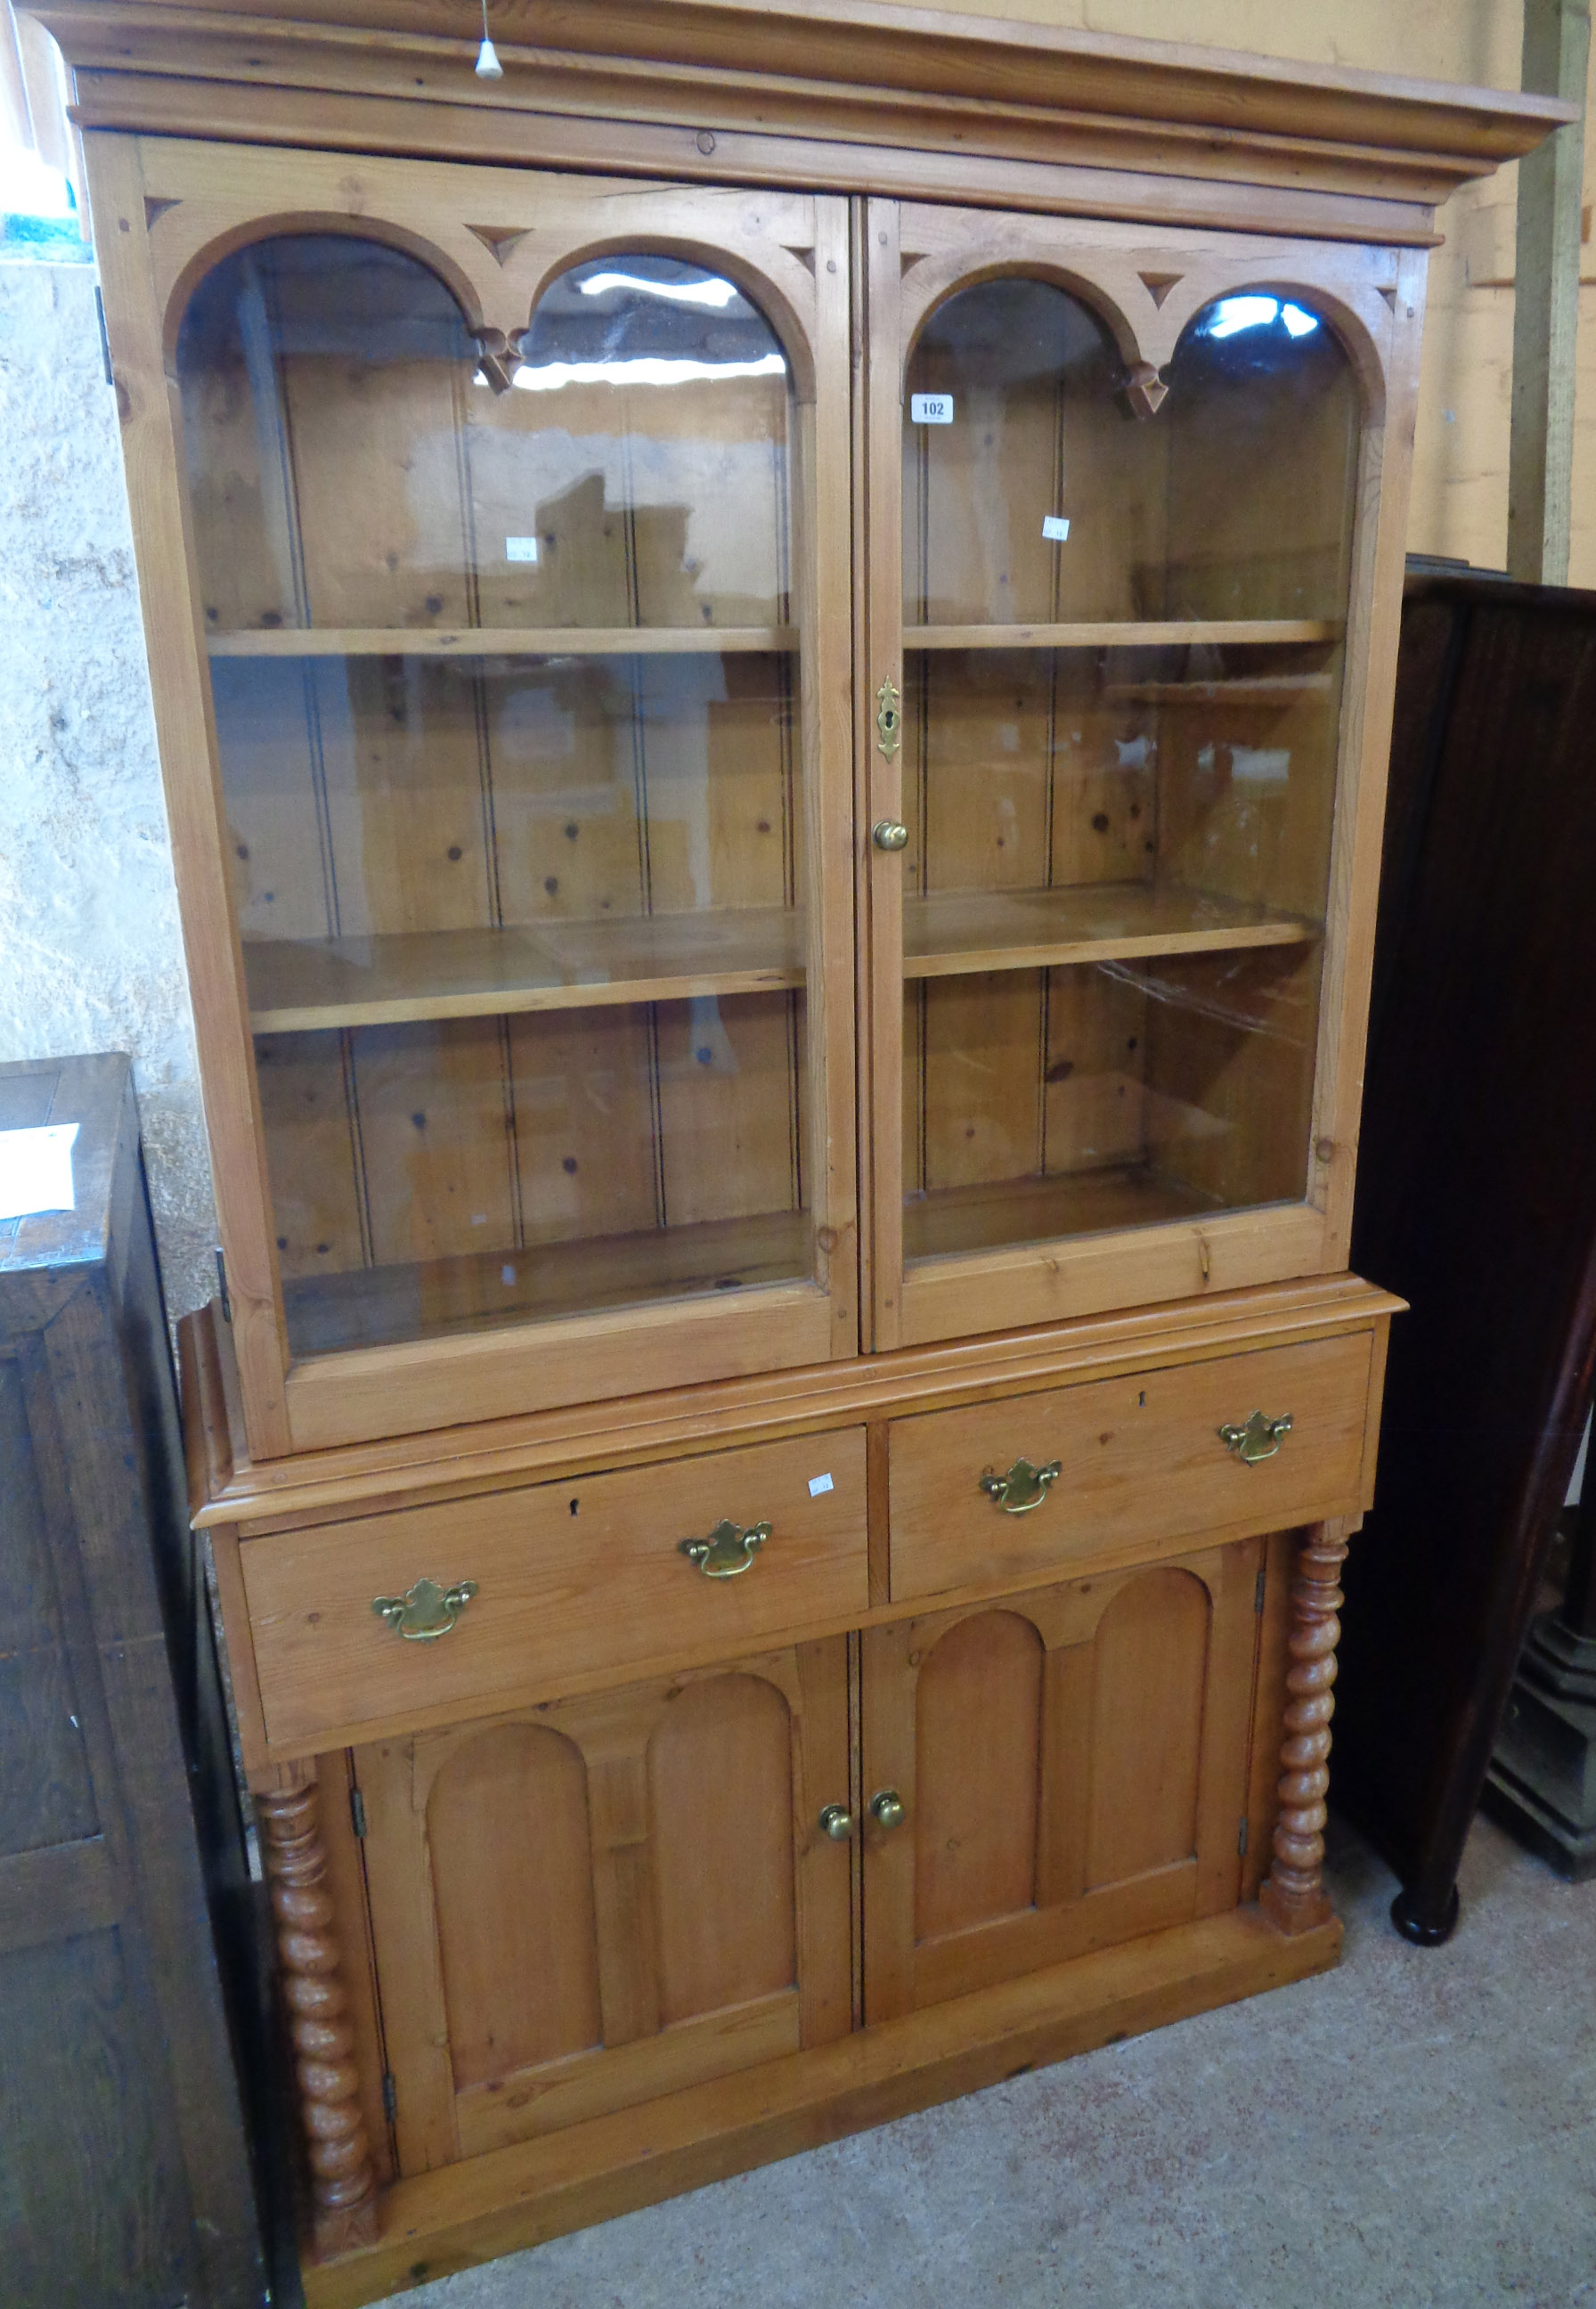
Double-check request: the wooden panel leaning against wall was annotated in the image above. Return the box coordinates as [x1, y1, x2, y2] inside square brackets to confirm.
[37, 0, 1571, 2298]
[0, 1056, 265, 2307]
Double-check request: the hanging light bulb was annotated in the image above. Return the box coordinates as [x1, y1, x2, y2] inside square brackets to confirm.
[475, 0, 502, 78]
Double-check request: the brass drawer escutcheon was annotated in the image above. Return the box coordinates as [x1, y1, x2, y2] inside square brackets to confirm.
[875, 677, 902, 761]
[1217, 1410, 1294, 1465]
[979, 1456, 1062, 1513]
[371, 1576, 478, 1640]
[678, 1517, 772, 1578]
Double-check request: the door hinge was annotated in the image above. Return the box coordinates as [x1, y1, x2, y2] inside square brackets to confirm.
[215, 1247, 232, 1324]
[1238, 1816, 1250, 1857]
[350, 1786, 367, 1839]
[381, 2072, 397, 2123]
[1254, 1566, 1266, 1615]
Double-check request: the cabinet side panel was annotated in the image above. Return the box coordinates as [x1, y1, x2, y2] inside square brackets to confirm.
[85, 131, 292, 1449]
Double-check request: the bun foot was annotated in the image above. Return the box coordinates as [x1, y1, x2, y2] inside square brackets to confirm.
[1390, 1883, 1461, 1946]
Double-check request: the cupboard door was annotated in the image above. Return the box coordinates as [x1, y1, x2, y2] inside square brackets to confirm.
[150, 149, 856, 1452]
[859, 1539, 1261, 2021]
[356, 1639, 851, 2174]
[865, 197, 1420, 1350]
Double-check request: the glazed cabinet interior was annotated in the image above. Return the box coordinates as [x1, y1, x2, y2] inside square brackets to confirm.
[127, 138, 1413, 1456]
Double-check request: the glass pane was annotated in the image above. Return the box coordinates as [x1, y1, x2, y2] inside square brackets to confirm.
[178, 237, 808, 1357]
[900, 281, 1357, 1265]
[904, 278, 1149, 627]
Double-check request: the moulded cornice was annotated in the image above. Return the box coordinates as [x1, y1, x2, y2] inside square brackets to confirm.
[30, 0, 1576, 229]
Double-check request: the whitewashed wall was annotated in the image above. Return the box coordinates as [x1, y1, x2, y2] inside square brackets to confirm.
[0, 257, 216, 1318]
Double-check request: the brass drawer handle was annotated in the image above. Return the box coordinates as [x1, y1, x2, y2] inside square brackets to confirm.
[678, 1517, 771, 1578]
[870, 1789, 905, 1831]
[371, 1577, 478, 1641]
[979, 1456, 1061, 1513]
[872, 818, 908, 852]
[1218, 1410, 1294, 1465]
[818, 1803, 853, 1841]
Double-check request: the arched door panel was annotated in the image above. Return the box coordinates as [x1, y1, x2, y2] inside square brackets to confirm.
[914, 1609, 1045, 1940]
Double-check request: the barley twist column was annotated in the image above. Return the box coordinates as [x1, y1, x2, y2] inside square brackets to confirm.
[257, 1775, 380, 2256]
[1259, 1522, 1351, 1935]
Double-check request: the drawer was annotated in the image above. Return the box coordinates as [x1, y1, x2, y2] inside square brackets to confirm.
[889, 1332, 1373, 1603]
[241, 1428, 867, 1750]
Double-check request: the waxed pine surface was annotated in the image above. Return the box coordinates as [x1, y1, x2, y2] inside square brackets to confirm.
[395, 1812, 1595, 2308]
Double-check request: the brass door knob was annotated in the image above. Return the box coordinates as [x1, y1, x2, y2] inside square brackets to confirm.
[818, 1803, 853, 1841]
[1217, 1410, 1293, 1465]
[870, 1789, 905, 1831]
[872, 820, 909, 852]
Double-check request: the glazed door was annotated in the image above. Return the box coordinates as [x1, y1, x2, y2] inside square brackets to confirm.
[355, 1640, 851, 2174]
[118, 141, 855, 1454]
[862, 198, 1424, 1349]
[859, 1540, 1261, 2020]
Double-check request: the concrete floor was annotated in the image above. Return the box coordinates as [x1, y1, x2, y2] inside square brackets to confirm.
[398, 1815, 1596, 2309]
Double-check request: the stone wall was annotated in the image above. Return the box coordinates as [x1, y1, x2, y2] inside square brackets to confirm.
[0, 257, 216, 1319]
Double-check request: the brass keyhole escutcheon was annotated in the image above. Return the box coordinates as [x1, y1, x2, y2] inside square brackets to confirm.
[1217, 1410, 1294, 1465]
[818, 1803, 853, 1842]
[678, 1517, 771, 1578]
[979, 1456, 1062, 1514]
[371, 1576, 478, 1641]
[870, 1789, 905, 1832]
[875, 676, 902, 760]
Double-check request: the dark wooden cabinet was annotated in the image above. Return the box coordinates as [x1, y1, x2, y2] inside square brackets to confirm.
[1338, 568, 1596, 1938]
[0, 1053, 265, 2308]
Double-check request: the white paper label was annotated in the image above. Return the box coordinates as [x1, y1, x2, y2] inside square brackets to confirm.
[1042, 515, 1071, 543]
[808, 1473, 835, 1497]
[0, 1123, 78, 1220]
[1231, 745, 1292, 787]
[505, 535, 540, 563]
[910, 393, 954, 425]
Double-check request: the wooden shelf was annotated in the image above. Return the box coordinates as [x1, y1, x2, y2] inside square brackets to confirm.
[904, 1165, 1221, 1264]
[1101, 673, 1336, 704]
[245, 911, 804, 1034]
[208, 625, 797, 659]
[903, 885, 1317, 982]
[903, 620, 1341, 651]
[283, 1207, 811, 1358]
[245, 889, 1309, 1031]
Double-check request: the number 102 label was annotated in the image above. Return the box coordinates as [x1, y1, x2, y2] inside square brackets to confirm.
[910, 393, 954, 424]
